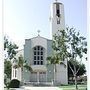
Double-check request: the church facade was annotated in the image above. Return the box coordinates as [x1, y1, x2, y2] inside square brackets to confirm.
[11, 0, 68, 85]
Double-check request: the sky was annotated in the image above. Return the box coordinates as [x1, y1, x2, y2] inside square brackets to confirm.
[4, 0, 87, 49]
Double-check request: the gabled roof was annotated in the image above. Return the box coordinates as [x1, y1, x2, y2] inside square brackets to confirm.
[25, 35, 52, 41]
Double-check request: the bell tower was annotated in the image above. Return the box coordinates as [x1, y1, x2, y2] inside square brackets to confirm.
[50, 0, 65, 37]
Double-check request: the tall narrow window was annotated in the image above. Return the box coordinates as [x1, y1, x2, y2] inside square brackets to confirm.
[33, 46, 44, 65]
[56, 4, 60, 24]
[56, 3, 60, 17]
[57, 10, 60, 17]
[57, 18, 60, 24]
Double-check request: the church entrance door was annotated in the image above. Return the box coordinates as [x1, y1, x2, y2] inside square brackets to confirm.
[39, 72, 46, 82]
[31, 72, 37, 82]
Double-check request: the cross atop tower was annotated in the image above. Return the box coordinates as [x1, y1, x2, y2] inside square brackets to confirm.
[55, 0, 58, 2]
[37, 30, 40, 36]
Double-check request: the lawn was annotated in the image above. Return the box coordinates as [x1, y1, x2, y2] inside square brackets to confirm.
[59, 84, 87, 90]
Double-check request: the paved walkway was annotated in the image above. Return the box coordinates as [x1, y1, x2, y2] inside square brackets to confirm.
[9, 87, 63, 90]
[24, 87, 63, 90]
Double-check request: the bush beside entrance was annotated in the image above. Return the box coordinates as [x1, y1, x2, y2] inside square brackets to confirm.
[8, 79, 20, 88]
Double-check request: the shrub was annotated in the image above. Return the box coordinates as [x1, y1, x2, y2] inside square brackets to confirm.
[8, 79, 20, 88]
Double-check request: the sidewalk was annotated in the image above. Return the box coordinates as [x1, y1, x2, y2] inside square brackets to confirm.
[24, 87, 63, 90]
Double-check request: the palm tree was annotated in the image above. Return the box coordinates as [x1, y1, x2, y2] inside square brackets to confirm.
[47, 54, 66, 85]
[47, 29, 68, 85]
[13, 55, 32, 83]
[18, 55, 32, 71]
[47, 54, 59, 84]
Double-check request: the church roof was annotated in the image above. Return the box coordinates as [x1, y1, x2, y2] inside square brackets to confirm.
[25, 35, 52, 41]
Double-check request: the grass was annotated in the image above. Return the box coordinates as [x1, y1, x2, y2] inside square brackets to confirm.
[59, 84, 87, 90]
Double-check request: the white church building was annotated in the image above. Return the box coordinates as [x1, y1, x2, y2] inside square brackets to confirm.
[11, 0, 68, 85]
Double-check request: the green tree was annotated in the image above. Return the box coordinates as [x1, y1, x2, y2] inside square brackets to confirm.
[66, 27, 87, 90]
[4, 36, 18, 60]
[68, 60, 86, 82]
[4, 36, 18, 87]
[47, 27, 87, 90]
[4, 60, 12, 89]
[4, 60, 12, 79]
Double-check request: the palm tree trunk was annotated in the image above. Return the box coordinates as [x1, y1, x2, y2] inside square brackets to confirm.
[54, 64, 55, 85]
[54, 64, 57, 85]
[21, 68, 24, 85]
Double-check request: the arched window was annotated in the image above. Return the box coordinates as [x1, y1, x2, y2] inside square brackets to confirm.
[33, 46, 44, 65]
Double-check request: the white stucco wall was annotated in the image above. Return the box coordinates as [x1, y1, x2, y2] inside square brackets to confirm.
[55, 60, 68, 85]
[31, 65, 47, 72]
[31, 36, 47, 49]
[17, 68, 22, 81]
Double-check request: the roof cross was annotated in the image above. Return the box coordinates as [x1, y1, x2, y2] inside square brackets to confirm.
[37, 30, 40, 36]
